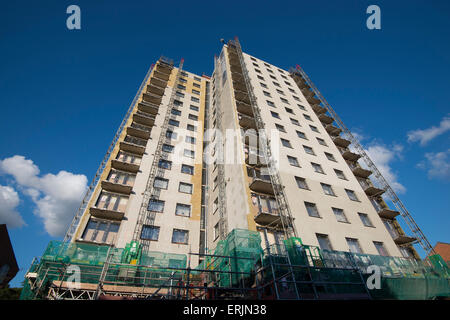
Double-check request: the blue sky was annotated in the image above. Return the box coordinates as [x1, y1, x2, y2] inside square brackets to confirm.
[1, 1, 449, 287]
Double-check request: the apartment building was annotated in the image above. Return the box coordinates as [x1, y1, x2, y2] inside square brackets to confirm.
[66, 41, 421, 269]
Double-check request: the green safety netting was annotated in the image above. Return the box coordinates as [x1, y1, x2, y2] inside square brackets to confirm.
[20, 232, 450, 300]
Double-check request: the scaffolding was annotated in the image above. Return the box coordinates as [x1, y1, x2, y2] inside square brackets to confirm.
[289, 65, 435, 257]
[21, 229, 449, 300]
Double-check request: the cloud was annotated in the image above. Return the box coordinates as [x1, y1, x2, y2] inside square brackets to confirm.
[0, 155, 87, 237]
[407, 115, 450, 146]
[417, 149, 450, 182]
[365, 143, 406, 194]
[0, 185, 26, 228]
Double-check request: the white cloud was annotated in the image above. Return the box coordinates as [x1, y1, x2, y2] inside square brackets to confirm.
[0, 155, 87, 237]
[417, 149, 450, 182]
[407, 115, 450, 146]
[361, 142, 407, 194]
[0, 185, 26, 228]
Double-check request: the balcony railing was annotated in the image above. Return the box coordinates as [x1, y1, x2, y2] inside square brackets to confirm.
[90, 198, 127, 220]
[120, 136, 147, 155]
[248, 169, 274, 194]
[245, 148, 266, 167]
[325, 124, 342, 136]
[311, 104, 327, 114]
[252, 195, 282, 226]
[133, 110, 156, 127]
[338, 147, 361, 162]
[146, 84, 165, 97]
[239, 113, 257, 129]
[236, 100, 253, 117]
[127, 122, 151, 140]
[333, 136, 351, 148]
[138, 100, 159, 115]
[318, 114, 334, 125]
[358, 179, 385, 197]
[142, 92, 162, 105]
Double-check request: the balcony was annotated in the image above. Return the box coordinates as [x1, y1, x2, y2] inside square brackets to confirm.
[245, 149, 266, 167]
[111, 159, 140, 173]
[230, 63, 242, 74]
[311, 104, 327, 114]
[142, 92, 162, 105]
[325, 124, 342, 136]
[120, 136, 147, 155]
[236, 100, 253, 117]
[254, 210, 282, 226]
[133, 110, 155, 127]
[318, 114, 334, 125]
[147, 84, 165, 97]
[248, 170, 274, 194]
[101, 180, 133, 195]
[352, 166, 372, 178]
[127, 123, 151, 140]
[155, 61, 173, 75]
[230, 70, 245, 83]
[301, 88, 315, 99]
[307, 96, 321, 105]
[150, 76, 167, 88]
[153, 69, 170, 82]
[333, 136, 351, 148]
[90, 206, 125, 221]
[377, 208, 400, 219]
[232, 79, 246, 92]
[340, 148, 361, 161]
[239, 113, 257, 129]
[293, 77, 309, 89]
[138, 101, 158, 115]
[234, 89, 250, 105]
[362, 185, 385, 197]
[393, 235, 417, 246]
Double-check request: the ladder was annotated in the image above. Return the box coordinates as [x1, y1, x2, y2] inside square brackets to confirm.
[212, 54, 229, 240]
[132, 58, 184, 249]
[230, 37, 297, 240]
[63, 64, 155, 243]
[291, 65, 435, 256]
[93, 245, 114, 300]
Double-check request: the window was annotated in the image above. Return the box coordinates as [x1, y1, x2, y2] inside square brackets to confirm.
[267, 100, 275, 107]
[346, 238, 363, 254]
[141, 225, 160, 241]
[177, 84, 186, 90]
[309, 125, 319, 133]
[287, 156, 300, 167]
[186, 136, 196, 144]
[334, 169, 347, 180]
[303, 145, 315, 155]
[295, 176, 309, 190]
[179, 182, 193, 194]
[175, 203, 191, 216]
[281, 138, 292, 148]
[296, 131, 307, 140]
[293, 96, 300, 101]
[190, 105, 199, 112]
[214, 223, 220, 240]
[332, 208, 348, 223]
[193, 82, 201, 88]
[273, 82, 280, 87]
[325, 152, 336, 162]
[317, 138, 327, 146]
[171, 109, 181, 116]
[188, 114, 198, 121]
[179, 78, 187, 83]
[298, 104, 306, 111]
[345, 189, 359, 201]
[321, 183, 336, 196]
[271, 111, 280, 119]
[275, 123, 286, 132]
[191, 96, 200, 103]
[260, 82, 268, 88]
[166, 130, 177, 139]
[154, 177, 169, 189]
[194, 76, 201, 82]
[316, 234, 333, 251]
[181, 164, 194, 175]
[277, 89, 285, 96]
[280, 97, 289, 104]
[148, 199, 165, 212]
[82, 219, 120, 244]
[162, 144, 174, 153]
[257, 75, 264, 81]
[373, 242, 389, 256]
[263, 91, 271, 97]
[172, 229, 189, 244]
[192, 89, 200, 95]
[184, 149, 195, 158]
[174, 100, 183, 106]
[290, 118, 300, 126]
[305, 202, 320, 218]
[176, 91, 185, 97]
[255, 68, 261, 74]
[304, 114, 312, 121]
[187, 124, 196, 131]
[285, 107, 294, 114]
[168, 119, 180, 127]
[310, 163, 324, 175]
[359, 213, 374, 227]
[158, 159, 172, 170]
